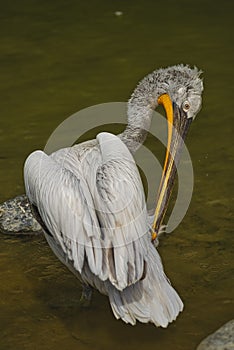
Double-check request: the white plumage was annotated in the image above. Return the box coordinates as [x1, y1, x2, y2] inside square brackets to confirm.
[24, 132, 183, 327]
[24, 65, 203, 327]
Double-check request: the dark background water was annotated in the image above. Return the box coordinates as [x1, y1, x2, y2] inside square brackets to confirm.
[0, 0, 233, 349]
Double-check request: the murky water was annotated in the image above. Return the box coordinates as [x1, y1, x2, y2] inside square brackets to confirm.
[0, 0, 233, 349]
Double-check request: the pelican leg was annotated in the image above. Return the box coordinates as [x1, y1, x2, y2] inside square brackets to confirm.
[80, 283, 93, 307]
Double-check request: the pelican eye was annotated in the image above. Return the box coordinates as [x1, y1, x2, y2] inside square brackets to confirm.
[182, 101, 190, 112]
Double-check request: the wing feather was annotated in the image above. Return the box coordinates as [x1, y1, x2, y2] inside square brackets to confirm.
[24, 150, 101, 275]
[24, 132, 151, 290]
[94, 132, 150, 290]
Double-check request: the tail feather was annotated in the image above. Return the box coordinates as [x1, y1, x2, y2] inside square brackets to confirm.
[49, 230, 183, 328]
[107, 244, 183, 328]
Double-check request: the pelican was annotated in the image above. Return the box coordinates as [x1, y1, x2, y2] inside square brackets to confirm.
[24, 64, 203, 327]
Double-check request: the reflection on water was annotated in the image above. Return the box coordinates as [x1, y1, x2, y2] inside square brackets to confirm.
[0, 0, 233, 349]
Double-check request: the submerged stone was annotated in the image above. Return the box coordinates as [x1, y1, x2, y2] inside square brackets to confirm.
[197, 320, 234, 350]
[0, 194, 42, 235]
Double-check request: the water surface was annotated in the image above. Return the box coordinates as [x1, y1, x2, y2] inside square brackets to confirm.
[0, 1, 233, 349]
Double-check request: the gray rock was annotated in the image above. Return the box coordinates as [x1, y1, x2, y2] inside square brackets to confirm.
[197, 320, 234, 350]
[0, 194, 42, 235]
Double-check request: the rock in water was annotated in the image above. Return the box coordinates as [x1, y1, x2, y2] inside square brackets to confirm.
[197, 320, 234, 350]
[0, 195, 42, 235]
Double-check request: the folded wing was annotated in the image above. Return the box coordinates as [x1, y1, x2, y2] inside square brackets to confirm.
[24, 132, 150, 291]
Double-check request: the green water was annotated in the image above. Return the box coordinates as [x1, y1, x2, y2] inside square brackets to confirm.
[0, 0, 233, 349]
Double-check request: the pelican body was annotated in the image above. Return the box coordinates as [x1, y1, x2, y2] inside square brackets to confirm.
[24, 65, 203, 327]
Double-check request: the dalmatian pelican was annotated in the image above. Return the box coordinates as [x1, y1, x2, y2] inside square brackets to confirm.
[24, 64, 203, 327]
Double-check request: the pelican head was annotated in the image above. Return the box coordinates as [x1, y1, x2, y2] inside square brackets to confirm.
[128, 64, 203, 126]
[125, 64, 204, 238]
